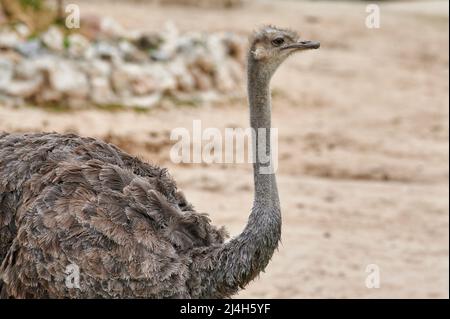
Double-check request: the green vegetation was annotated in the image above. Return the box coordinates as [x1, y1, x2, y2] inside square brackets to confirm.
[19, 0, 43, 11]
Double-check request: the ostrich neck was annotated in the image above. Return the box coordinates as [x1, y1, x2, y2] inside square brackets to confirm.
[248, 60, 279, 207]
[193, 56, 281, 298]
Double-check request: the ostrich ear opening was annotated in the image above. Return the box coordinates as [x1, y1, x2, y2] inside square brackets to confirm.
[252, 44, 268, 60]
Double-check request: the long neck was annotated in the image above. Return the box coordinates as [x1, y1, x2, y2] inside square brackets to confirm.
[248, 57, 279, 207]
[192, 55, 281, 298]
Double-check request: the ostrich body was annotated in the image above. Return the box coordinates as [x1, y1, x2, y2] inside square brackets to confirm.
[0, 26, 319, 298]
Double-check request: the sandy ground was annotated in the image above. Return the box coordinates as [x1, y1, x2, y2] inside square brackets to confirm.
[0, 0, 449, 298]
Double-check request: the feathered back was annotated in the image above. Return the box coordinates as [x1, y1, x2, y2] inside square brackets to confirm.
[0, 132, 227, 298]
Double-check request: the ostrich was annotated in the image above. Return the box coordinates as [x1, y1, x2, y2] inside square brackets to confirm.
[0, 26, 319, 298]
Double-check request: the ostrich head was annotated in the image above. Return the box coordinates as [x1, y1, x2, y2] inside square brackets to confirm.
[249, 25, 320, 76]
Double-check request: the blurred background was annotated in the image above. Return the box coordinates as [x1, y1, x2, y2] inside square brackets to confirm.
[0, 0, 448, 298]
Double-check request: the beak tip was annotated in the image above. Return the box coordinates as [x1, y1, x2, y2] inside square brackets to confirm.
[311, 41, 320, 49]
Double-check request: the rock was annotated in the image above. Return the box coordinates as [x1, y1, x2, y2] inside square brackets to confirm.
[0, 19, 246, 109]
[67, 34, 91, 58]
[1, 58, 44, 98]
[41, 26, 65, 52]
[0, 57, 14, 89]
[0, 30, 20, 49]
[19, 57, 85, 103]
[112, 63, 176, 96]
[90, 76, 117, 105]
[4, 76, 43, 98]
[16, 39, 43, 57]
[207, 33, 228, 62]
[83, 59, 111, 78]
[82, 58, 115, 105]
[32, 60, 84, 105]
[193, 52, 216, 74]
[121, 93, 161, 109]
[25, 55, 54, 73]
[197, 91, 221, 104]
[222, 32, 246, 62]
[215, 63, 235, 92]
[227, 58, 243, 82]
[190, 67, 213, 91]
[0, 94, 24, 108]
[144, 64, 177, 92]
[15, 24, 31, 38]
[92, 41, 121, 61]
[123, 29, 142, 42]
[151, 21, 180, 61]
[111, 63, 139, 96]
[203, 33, 245, 92]
[47, 60, 89, 99]
[168, 58, 195, 92]
[15, 58, 40, 78]
[151, 50, 172, 62]
[118, 40, 148, 63]
[132, 76, 157, 96]
[36, 88, 62, 104]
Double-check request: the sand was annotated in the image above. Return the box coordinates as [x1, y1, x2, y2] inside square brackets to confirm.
[0, 0, 448, 298]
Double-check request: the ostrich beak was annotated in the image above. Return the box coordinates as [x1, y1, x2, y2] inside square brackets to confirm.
[282, 40, 320, 50]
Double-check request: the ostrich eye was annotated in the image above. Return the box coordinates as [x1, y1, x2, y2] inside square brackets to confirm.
[272, 37, 285, 47]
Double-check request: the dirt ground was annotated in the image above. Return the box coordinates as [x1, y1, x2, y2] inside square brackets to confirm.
[0, 0, 448, 298]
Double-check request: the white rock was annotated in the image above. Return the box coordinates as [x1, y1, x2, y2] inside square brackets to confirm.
[0, 58, 14, 89]
[0, 94, 24, 108]
[0, 22, 247, 108]
[153, 21, 180, 61]
[143, 64, 177, 92]
[67, 34, 90, 58]
[0, 59, 44, 98]
[15, 58, 43, 79]
[15, 24, 31, 38]
[207, 34, 228, 62]
[190, 67, 213, 91]
[198, 91, 221, 104]
[83, 45, 96, 60]
[4, 76, 43, 97]
[92, 41, 121, 61]
[22, 56, 51, 76]
[167, 58, 195, 92]
[90, 76, 117, 105]
[37, 88, 62, 104]
[111, 63, 139, 96]
[121, 93, 161, 109]
[48, 60, 89, 98]
[222, 32, 246, 62]
[112, 63, 176, 96]
[132, 76, 157, 96]
[16, 39, 43, 57]
[83, 59, 111, 78]
[41, 26, 64, 51]
[119, 40, 147, 62]
[215, 64, 235, 92]
[0, 30, 20, 49]
[227, 58, 244, 82]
